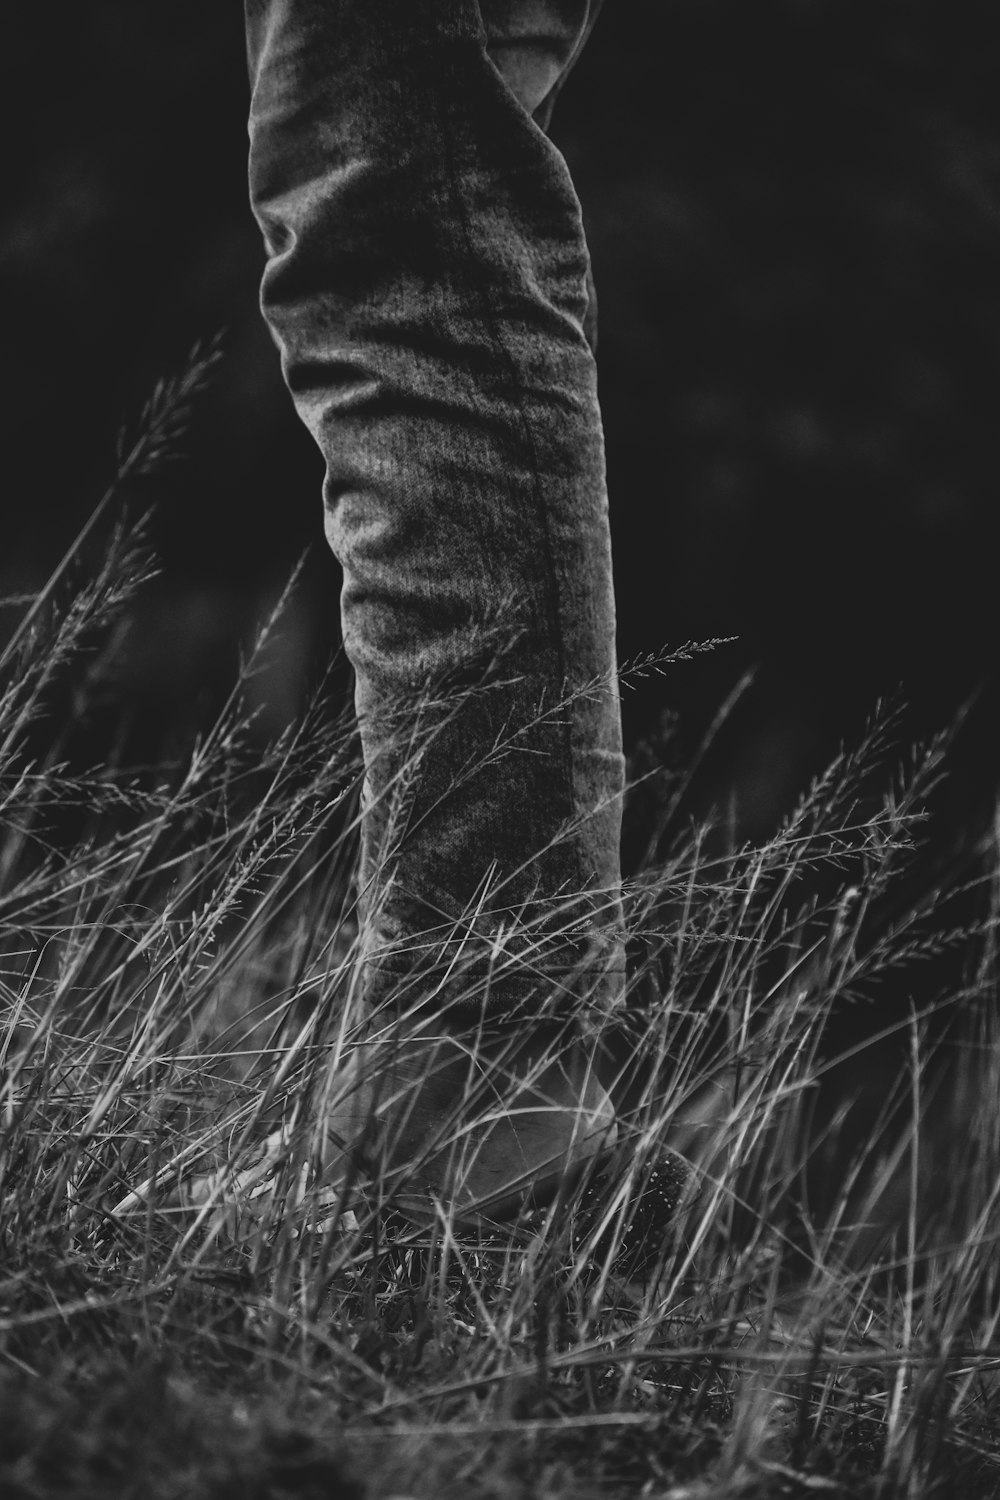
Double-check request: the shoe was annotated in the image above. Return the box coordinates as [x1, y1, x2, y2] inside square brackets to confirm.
[174, 1021, 618, 1234]
[572, 1141, 691, 1279]
[347, 1023, 618, 1225]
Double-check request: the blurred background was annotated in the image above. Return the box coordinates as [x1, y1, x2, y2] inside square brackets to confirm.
[3, 0, 999, 849]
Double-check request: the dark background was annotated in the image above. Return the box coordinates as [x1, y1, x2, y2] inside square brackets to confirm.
[4, 0, 1000, 850]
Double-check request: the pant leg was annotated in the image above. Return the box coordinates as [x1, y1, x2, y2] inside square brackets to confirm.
[245, 0, 624, 1024]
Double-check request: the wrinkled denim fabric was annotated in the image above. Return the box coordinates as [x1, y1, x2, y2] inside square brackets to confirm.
[244, 0, 624, 1025]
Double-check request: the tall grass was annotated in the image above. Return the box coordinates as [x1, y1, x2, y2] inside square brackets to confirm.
[2, 350, 999, 1499]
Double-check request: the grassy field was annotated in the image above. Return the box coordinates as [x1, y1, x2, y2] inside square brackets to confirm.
[2, 358, 1000, 1499]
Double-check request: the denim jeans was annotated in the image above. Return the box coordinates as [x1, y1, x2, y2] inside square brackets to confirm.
[244, 0, 624, 1026]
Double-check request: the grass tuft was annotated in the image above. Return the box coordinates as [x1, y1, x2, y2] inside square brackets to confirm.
[2, 351, 999, 1498]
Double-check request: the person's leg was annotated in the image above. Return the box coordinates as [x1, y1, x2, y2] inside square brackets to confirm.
[244, 0, 622, 1219]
